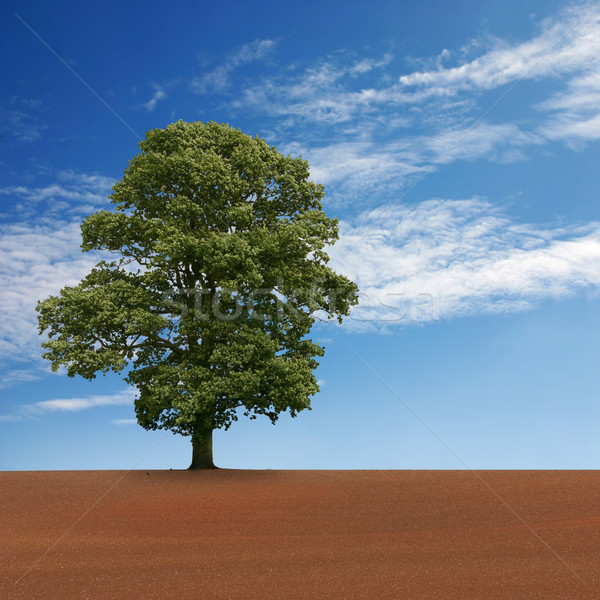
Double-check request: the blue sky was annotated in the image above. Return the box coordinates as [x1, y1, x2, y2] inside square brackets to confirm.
[1, 0, 599, 470]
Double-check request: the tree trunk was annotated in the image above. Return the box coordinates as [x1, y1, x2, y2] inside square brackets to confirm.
[189, 428, 217, 470]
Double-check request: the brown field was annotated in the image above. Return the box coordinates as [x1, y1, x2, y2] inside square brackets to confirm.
[1, 470, 599, 599]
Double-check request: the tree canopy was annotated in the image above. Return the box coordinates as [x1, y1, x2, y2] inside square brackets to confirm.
[37, 121, 359, 468]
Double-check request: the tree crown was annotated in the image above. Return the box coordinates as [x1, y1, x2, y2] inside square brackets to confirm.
[37, 121, 358, 438]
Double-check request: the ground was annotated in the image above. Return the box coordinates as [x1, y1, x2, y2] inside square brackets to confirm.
[2, 470, 599, 599]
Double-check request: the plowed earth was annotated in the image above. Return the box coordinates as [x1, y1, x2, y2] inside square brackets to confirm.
[2, 470, 599, 599]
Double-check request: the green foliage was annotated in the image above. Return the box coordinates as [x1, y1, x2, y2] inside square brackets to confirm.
[37, 121, 359, 439]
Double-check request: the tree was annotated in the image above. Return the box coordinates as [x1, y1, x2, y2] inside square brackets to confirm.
[37, 121, 359, 469]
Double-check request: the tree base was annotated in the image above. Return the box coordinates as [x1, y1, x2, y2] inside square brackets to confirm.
[189, 429, 217, 470]
[188, 463, 219, 470]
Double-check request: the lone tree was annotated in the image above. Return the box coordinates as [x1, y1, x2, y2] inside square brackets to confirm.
[37, 121, 358, 469]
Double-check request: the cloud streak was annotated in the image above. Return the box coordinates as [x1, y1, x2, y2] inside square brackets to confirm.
[331, 198, 600, 327]
[224, 3, 600, 201]
[1, 96, 45, 142]
[0, 389, 136, 423]
[0, 170, 114, 219]
[141, 84, 167, 112]
[0, 220, 101, 362]
[27, 389, 135, 414]
[397, 4, 599, 94]
[287, 122, 541, 206]
[191, 39, 276, 94]
[0, 173, 112, 365]
[111, 418, 137, 426]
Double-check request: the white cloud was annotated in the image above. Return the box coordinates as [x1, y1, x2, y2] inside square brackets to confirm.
[230, 3, 600, 190]
[1, 97, 45, 142]
[394, 4, 600, 151]
[0, 220, 104, 362]
[294, 140, 424, 190]
[0, 414, 22, 422]
[540, 111, 600, 145]
[235, 4, 600, 126]
[330, 198, 600, 327]
[351, 52, 394, 75]
[112, 418, 137, 426]
[191, 39, 276, 94]
[289, 122, 539, 204]
[0, 173, 112, 365]
[0, 389, 136, 423]
[538, 71, 600, 112]
[0, 170, 114, 219]
[398, 4, 600, 94]
[236, 39, 276, 63]
[419, 122, 543, 164]
[537, 71, 600, 145]
[26, 389, 135, 414]
[0, 368, 42, 389]
[57, 170, 115, 190]
[141, 84, 167, 112]
[2, 110, 43, 141]
[232, 49, 403, 126]
[0, 389, 136, 424]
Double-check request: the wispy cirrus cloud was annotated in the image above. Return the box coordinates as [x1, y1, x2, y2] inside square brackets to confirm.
[140, 83, 167, 112]
[286, 121, 541, 206]
[0, 414, 21, 422]
[26, 389, 135, 414]
[0, 172, 112, 365]
[0, 96, 45, 142]
[537, 70, 600, 145]
[285, 138, 424, 192]
[0, 369, 42, 389]
[330, 198, 600, 328]
[397, 4, 600, 95]
[191, 38, 277, 94]
[394, 3, 600, 150]
[351, 52, 394, 75]
[236, 3, 599, 127]
[111, 418, 137, 426]
[0, 389, 136, 423]
[0, 169, 114, 219]
[225, 2, 600, 200]
[233, 49, 398, 125]
[0, 219, 101, 362]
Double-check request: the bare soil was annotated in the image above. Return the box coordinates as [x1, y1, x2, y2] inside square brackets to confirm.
[1, 470, 599, 599]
